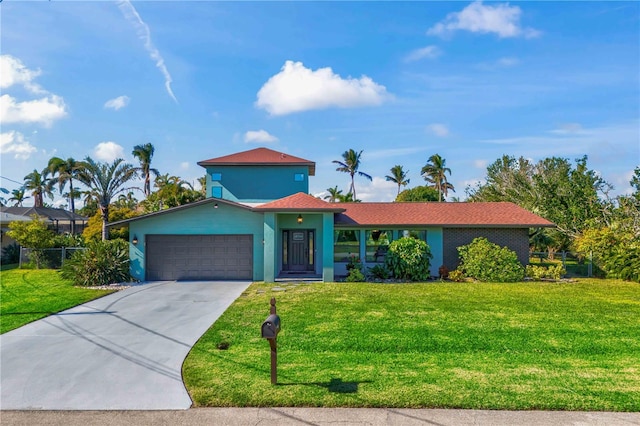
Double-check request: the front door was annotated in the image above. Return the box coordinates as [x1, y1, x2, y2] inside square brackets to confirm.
[283, 230, 314, 272]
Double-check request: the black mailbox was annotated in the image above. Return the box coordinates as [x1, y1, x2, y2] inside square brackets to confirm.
[261, 314, 281, 339]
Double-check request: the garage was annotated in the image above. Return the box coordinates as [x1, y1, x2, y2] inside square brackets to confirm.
[146, 234, 253, 281]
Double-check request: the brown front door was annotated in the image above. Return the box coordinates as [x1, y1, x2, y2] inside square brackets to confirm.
[283, 230, 314, 272]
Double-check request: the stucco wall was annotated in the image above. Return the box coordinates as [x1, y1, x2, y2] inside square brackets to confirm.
[129, 202, 264, 281]
[442, 227, 530, 270]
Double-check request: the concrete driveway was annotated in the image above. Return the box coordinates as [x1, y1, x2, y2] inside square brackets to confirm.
[0, 280, 252, 410]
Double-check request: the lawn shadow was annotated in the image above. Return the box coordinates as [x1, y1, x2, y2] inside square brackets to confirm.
[278, 377, 372, 394]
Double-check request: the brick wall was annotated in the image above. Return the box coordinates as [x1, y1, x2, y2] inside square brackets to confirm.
[442, 228, 530, 270]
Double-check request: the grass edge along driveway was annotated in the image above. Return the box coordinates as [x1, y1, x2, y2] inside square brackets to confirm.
[0, 269, 116, 334]
[184, 279, 640, 411]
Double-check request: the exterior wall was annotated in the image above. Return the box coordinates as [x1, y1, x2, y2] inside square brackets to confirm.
[442, 227, 530, 270]
[128, 202, 265, 281]
[204, 165, 310, 203]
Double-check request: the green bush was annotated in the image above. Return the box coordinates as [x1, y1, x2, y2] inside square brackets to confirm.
[384, 237, 432, 281]
[61, 239, 131, 286]
[525, 264, 566, 281]
[457, 237, 524, 282]
[367, 264, 390, 280]
[345, 268, 366, 282]
[1, 242, 20, 265]
[448, 269, 465, 282]
[607, 247, 640, 282]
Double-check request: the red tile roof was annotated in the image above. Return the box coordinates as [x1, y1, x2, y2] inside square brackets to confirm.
[197, 147, 316, 175]
[255, 193, 345, 212]
[332, 202, 554, 227]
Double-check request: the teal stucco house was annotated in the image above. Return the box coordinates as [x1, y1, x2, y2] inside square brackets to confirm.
[109, 147, 554, 282]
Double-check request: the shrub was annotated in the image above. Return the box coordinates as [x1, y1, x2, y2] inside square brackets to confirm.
[457, 237, 524, 282]
[346, 254, 362, 271]
[345, 268, 366, 282]
[367, 264, 390, 280]
[6, 216, 56, 269]
[61, 239, 131, 286]
[525, 264, 566, 281]
[448, 269, 465, 282]
[608, 247, 640, 283]
[1, 242, 20, 265]
[384, 237, 432, 281]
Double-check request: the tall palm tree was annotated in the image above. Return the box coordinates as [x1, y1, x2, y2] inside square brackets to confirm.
[24, 169, 53, 207]
[385, 165, 410, 196]
[421, 154, 455, 202]
[132, 143, 160, 197]
[324, 186, 343, 202]
[77, 157, 137, 241]
[48, 157, 86, 233]
[9, 188, 29, 206]
[332, 149, 372, 201]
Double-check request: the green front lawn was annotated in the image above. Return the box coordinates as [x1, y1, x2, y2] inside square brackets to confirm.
[184, 279, 640, 411]
[0, 269, 116, 334]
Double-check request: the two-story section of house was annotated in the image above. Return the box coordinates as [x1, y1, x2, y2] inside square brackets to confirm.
[109, 147, 554, 283]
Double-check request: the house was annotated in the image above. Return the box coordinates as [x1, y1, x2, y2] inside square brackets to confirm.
[0, 206, 88, 249]
[108, 147, 554, 282]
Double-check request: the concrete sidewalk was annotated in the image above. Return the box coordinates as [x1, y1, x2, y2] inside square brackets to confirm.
[1, 408, 638, 425]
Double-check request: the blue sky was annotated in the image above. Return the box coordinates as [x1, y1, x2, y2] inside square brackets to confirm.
[1, 1, 638, 206]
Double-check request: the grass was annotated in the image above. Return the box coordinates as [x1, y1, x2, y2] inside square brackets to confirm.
[183, 279, 640, 411]
[0, 268, 116, 334]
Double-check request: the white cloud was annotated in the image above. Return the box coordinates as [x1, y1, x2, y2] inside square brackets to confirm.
[0, 55, 44, 94]
[355, 177, 398, 202]
[0, 94, 67, 127]
[180, 161, 190, 170]
[104, 95, 130, 110]
[427, 123, 450, 137]
[94, 141, 125, 162]
[477, 56, 520, 71]
[244, 130, 279, 144]
[0, 131, 37, 159]
[473, 159, 488, 169]
[427, 1, 541, 39]
[404, 45, 441, 62]
[255, 60, 389, 116]
[117, 1, 177, 103]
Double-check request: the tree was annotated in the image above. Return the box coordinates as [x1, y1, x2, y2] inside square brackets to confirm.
[395, 185, 439, 202]
[385, 165, 410, 195]
[141, 174, 204, 212]
[23, 169, 53, 207]
[421, 154, 454, 202]
[48, 157, 86, 233]
[324, 186, 343, 202]
[132, 143, 160, 198]
[77, 157, 137, 241]
[332, 149, 372, 201]
[336, 192, 359, 202]
[8, 188, 29, 206]
[7, 215, 56, 268]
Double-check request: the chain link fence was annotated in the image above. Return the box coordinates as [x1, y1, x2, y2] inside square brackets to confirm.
[530, 251, 594, 277]
[19, 247, 86, 269]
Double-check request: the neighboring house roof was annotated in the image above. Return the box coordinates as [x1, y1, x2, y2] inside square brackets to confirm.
[333, 202, 555, 228]
[0, 206, 87, 221]
[107, 197, 253, 228]
[255, 192, 345, 212]
[197, 147, 316, 176]
[0, 211, 34, 224]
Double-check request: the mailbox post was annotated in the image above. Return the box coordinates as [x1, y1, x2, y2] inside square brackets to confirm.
[261, 297, 280, 384]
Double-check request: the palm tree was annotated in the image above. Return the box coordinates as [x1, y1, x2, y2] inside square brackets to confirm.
[421, 154, 455, 202]
[332, 149, 372, 201]
[24, 169, 53, 207]
[324, 186, 343, 202]
[48, 157, 86, 233]
[9, 188, 29, 206]
[385, 165, 410, 196]
[336, 192, 358, 202]
[77, 157, 137, 241]
[132, 143, 160, 197]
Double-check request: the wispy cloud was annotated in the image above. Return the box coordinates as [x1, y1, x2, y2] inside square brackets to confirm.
[244, 130, 278, 143]
[104, 95, 130, 110]
[427, 123, 450, 137]
[117, 1, 177, 103]
[256, 61, 390, 116]
[0, 131, 37, 160]
[428, 1, 541, 39]
[0, 55, 45, 94]
[404, 45, 441, 63]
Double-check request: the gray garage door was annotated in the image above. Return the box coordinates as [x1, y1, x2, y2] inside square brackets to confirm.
[146, 234, 253, 281]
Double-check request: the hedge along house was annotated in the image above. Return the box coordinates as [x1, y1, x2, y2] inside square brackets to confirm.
[108, 147, 554, 282]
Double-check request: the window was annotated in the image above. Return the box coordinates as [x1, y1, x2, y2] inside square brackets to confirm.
[398, 229, 427, 241]
[211, 173, 222, 181]
[334, 230, 359, 262]
[294, 173, 305, 182]
[212, 187, 222, 198]
[365, 229, 393, 262]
